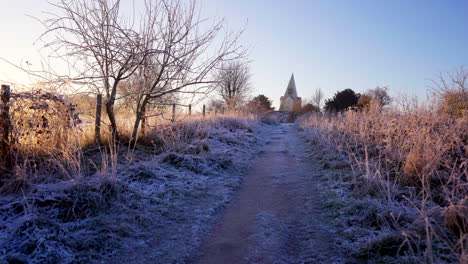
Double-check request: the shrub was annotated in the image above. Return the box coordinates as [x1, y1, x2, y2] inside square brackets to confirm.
[324, 88, 360, 112]
[300, 103, 319, 114]
[247, 94, 275, 114]
[1, 90, 82, 184]
[432, 67, 468, 118]
[358, 94, 372, 108]
[440, 90, 467, 118]
[365, 86, 391, 107]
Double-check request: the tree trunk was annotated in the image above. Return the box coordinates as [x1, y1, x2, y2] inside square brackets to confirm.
[105, 100, 119, 142]
[130, 97, 149, 147]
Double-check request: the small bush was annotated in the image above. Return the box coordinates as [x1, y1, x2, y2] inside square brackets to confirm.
[1, 90, 83, 186]
[432, 67, 468, 118]
[440, 90, 467, 118]
[300, 103, 319, 114]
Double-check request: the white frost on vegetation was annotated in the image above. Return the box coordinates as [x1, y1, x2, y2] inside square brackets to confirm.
[0, 117, 267, 264]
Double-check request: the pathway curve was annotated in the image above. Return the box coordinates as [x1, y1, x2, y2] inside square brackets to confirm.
[195, 124, 341, 264]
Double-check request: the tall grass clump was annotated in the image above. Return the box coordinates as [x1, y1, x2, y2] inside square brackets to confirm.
[300, 92, 466, 262]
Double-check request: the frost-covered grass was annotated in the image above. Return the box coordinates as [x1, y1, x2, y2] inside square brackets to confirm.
[0, 115, 266, 263]
[298, 104, 467, 263]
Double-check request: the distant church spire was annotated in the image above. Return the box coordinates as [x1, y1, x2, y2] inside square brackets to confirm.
[279, 74, 302, 112]
[283, 74, 298, 98]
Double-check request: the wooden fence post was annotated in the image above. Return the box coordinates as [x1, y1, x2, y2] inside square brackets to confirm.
[95, 94, 102, 144]
[188, 104, 192, 116]
[171, 103, 176, 123]
[202, 104, 206, 118]
[0, 85, 11, 170]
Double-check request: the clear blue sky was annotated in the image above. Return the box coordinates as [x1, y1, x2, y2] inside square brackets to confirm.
[1, 0, 467, 108]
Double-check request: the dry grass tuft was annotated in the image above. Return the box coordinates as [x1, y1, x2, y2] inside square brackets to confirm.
[443, 198, 467, 237]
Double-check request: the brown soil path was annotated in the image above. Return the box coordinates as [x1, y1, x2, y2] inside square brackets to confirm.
[195, 124, 339, 264]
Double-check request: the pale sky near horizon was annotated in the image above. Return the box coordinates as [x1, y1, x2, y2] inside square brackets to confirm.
[1, 0, 467, 108]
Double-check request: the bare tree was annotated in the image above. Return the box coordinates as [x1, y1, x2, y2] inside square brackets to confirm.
[432, 67, 467, 95]
[311, 87, 324, 109]
[128, 0, 246, 143]
[41, 0, 144, 141]
[216, 61, 251, 110]
[121, 59, 177, 137]
[40, 0, 245, 144]
[365, 86, 391, 107]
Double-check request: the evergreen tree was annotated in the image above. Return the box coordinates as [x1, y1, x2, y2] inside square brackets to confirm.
[324, 89, 360, 112]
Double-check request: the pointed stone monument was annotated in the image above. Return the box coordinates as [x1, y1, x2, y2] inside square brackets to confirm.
[279, 74, 302, 112]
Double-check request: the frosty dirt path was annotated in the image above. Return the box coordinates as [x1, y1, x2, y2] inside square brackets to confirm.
[196, 124, 339, 264]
